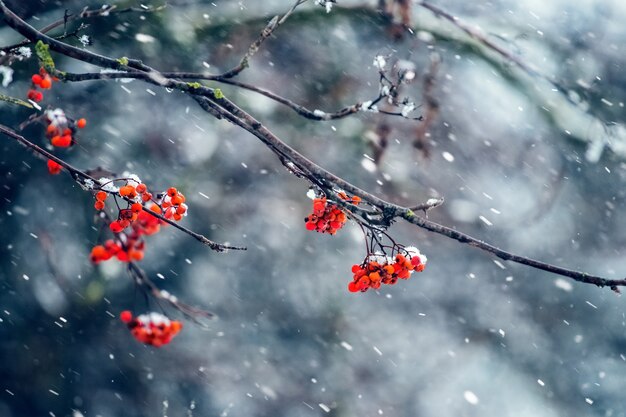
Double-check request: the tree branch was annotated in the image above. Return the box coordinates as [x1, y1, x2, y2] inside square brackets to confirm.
[2, 0, 624, 292]
[0, 124, 244, 252]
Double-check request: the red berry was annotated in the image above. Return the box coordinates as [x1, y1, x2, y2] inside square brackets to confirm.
[90, 245, 107, 263]
[119, 185, 135, 197]
[27, 89, 43, 102]
[129, 250, 144, 261]
[313, 199, 325, 212]
[51, 135, 72, 148]
[31, 74, 43, 85]
[170, 194, 183, 205]
[120, 310, 133, 323]
[47, 159, 62, 175]
[39, 77, 52, 89]
[109, 221, 123, 233]
[116, 251, 129, 262]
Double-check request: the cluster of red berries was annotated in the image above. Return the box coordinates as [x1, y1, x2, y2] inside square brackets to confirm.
[26, 69, 87, 175]
[106, 185, 187, 232]
[89, 180, 189, 264]
[104, 181, 153, 233]
[27, 68, 55, 103]
[120, 310, 183, 347]
[41, 109, 86, 174]
[158, 187, 188, 221]
[109, 202, 145, 233]
[304, 192, 360, 234]
[43, 108, 86, 149]
[348, 249, 427, 292]
[90, 238, 146, 263]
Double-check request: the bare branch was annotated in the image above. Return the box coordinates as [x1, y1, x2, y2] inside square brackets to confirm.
[216, 0, 307, 78]
[417, 1, 542, 78]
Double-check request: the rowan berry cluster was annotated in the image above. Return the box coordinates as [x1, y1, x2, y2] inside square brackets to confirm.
[26, 68, 55, 103]
[43, 108, 86, 149]
[24, 68, 86, 175]
[304, 192, 360, 234]
[90, 238, 140, 263]
[348, 246, 427, 292]
[157, 187, 188, 221]
[120, 310, 183, 347]
[89, 177, 188, 264]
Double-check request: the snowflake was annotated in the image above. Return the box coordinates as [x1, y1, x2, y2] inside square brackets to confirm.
[315, 0, 335, 13]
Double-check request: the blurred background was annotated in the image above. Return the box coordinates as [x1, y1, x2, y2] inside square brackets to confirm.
[1, 0, 626, 416]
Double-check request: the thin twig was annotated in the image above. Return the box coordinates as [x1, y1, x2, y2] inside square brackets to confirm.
[417, 1, 542, 78]
[0, 4, 165, 53]
[128, 262, 214, 325]
[217, 0, 307, 79]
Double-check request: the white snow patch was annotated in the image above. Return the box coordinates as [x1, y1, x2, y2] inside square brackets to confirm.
[442, 151, 455, 162]
[135, 33, 156, 43]
[401, 102, 415, 117]
[319, 403, 331, 412]
[463, 390, 479, 405]
[17, 46, 32, 59]
[340, 341, 353, 351]
[478, 215, 493, 226]
[0, 66, 14, 87]
[554, 278, 573, 292]
[361, 158, 377, 173]
[373, 55, 386, 70]
[313, 109, 328, 119]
